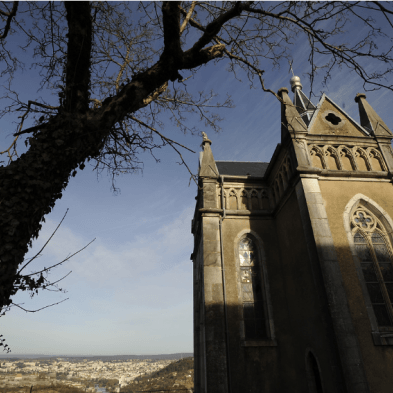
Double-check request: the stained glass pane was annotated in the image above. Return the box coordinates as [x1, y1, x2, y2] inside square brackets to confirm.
[354, 232, 366, 243]
[240, 237, 255, 251]
[385, 283, 393, 302]
[240, 251, 255, 266]
[239, 235, 266, 339]
[372, 304, 392, 326]
[366, 283, 385, 303]
[379, 263, 393, 282]
[374, 244, 391, 262]
[354, 212, 372, 227]
[361, 263, 378, 282]
[355, 244, 373, 262]
[241, 268, 252, 283]
[371, 232, 384, 243]
[242, 283, 253, 302]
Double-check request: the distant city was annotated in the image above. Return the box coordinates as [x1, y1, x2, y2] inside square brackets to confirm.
[0, 353, 193, 360]
[0, 353, 194, 392]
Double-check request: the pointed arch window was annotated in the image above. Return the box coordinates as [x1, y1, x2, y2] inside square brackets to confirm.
[306, 351, 324, 393]
[351, 206, 393, 328]
[239, 235, 267, 339]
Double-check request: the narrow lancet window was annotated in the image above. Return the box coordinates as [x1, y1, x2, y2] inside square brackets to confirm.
[352, 206, 393, 328]
[306, 352, 324, 393]
[239, 235, 266, 339]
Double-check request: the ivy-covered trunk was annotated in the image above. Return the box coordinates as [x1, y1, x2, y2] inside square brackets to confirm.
[0, 113, 108, 311]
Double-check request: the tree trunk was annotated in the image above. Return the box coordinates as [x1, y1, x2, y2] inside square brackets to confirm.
[0, 113, 108, 311]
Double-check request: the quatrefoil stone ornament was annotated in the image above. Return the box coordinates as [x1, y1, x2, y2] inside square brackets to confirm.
[353, 209, 376, 231]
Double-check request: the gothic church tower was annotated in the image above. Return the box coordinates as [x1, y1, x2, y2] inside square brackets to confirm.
[191, 77, 393, 393]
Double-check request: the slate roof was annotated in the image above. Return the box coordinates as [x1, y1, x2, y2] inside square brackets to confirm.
[216, 161, 269, 177]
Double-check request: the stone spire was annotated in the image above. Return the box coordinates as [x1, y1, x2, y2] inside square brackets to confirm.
[198, 132, 219, 178]
[355, 93, 392, 136]
[278, 86, 307, 145]
[290, 75, 316, 126]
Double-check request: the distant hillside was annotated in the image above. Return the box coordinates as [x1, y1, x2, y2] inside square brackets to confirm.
[121, 357, 194, 392]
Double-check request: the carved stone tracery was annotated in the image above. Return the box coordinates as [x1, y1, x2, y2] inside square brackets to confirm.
[219, 187, 270, 211]
[307, 144, 387, 172]
[270, 152, 294, 206]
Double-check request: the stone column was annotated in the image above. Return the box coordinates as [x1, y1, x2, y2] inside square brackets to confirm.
[202, 212, 228, 393]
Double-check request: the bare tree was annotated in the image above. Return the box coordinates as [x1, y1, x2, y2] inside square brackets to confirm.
[0, 1, 392, 317]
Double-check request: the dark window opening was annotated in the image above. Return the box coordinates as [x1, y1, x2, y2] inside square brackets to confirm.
[325, 112, 341, 125]
[307, 352, 324, 393]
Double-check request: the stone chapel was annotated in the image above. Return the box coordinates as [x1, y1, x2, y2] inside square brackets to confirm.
[191, 76, 393, 393]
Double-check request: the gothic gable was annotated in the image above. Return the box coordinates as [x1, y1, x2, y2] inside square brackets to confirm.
[308, 95, 369, 137]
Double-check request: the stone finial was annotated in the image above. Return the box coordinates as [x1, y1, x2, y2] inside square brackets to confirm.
[278, 87, 289, 97]
[354, 93, 366, 103]
[199, 133, 218, 178]
[201, 132, 212, 147]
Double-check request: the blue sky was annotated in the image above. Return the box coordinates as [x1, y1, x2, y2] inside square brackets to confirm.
[1, 5, 393, 357]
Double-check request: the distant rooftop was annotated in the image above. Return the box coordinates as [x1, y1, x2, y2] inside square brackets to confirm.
[216, 161, 269, 177]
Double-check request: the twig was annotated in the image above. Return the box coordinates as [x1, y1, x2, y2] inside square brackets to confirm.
[21, 238, 95, 277]
[129, 116, 198, 185]
[13, 124, 43, 136]
[129, 116, 195, 153]
[11, 298, 69, 313]
[18, 209, 69, 274]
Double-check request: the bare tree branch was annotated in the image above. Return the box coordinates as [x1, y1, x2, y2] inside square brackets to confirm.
[11, 298, 69, 313]
[20, 238, 95, 278]
[17, 209, 69, 275]
[64, 2, 92, 113]
[0, 1, 18, 40]
[180, 1, 197, 34]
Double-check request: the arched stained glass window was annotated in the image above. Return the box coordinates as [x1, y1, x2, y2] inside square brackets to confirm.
[239, 235, 267, 339]
[352, 206, 393, 328]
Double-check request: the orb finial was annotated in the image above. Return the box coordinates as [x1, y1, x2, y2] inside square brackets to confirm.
[290, 75, 302, 93]
[288, 61, 303, 92]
